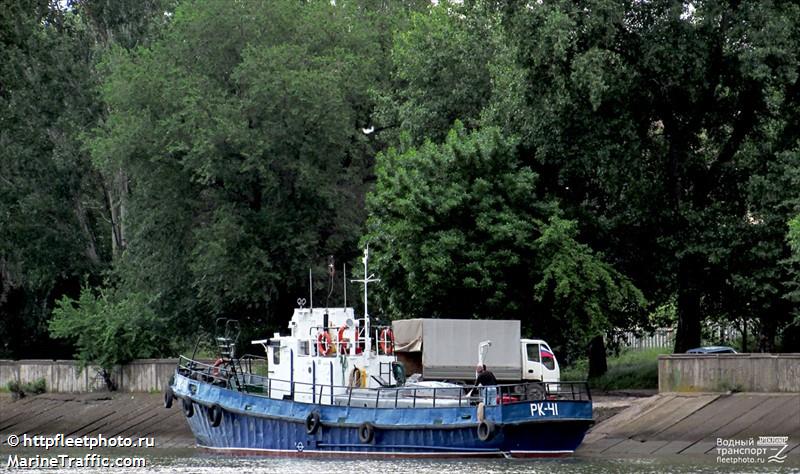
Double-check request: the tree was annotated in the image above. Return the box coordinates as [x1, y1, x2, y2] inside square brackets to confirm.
[0, 1, 107, 358]
[373, 1, 496, 146]
[365, 124, 645, 360]
[482, 0, 800, 352]
[81, 0, 427, 354]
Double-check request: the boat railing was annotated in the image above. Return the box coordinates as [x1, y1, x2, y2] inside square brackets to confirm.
[176, 356, 591, 408]
[302, 324, 395, 357]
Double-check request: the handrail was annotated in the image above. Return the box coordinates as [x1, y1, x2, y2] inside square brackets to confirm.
[175, 356, 592, 409]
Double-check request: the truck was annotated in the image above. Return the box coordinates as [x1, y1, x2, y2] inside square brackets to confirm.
[391, 319, 560, 385]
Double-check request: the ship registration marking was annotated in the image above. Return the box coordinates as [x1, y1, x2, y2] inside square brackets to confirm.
[530, 402, 558, 417]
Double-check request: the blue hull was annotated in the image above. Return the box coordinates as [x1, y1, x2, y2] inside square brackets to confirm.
[172, 373, 593, 458]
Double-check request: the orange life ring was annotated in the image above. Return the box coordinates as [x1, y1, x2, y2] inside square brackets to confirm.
[379, 328, 394, 355]
[337, 326, 350, 354]
[317, 331, 333, 356]
[211, 357, 224, 378]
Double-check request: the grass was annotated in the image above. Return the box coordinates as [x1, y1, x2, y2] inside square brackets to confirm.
[561, 348, 667, 391]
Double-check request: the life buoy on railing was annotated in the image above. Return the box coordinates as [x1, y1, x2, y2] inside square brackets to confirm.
[355, 328, 365, 354]
[211, 358, 224, 378]
[348, 368, 362, 388]
[317, 331, 333, 356]
[379, 328, 394, 355]
[337, 326, 350, 355]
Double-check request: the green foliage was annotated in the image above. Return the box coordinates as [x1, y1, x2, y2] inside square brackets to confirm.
[562, 348, 665, 391]
[789, 216, 800, 254]
[366, 124, 646, 360]
[533, 216, 647, 353]
[84, 0, 427, 351]
[0, 0, 108, 358]
[49, 286, 170, 370]
[382, 0, 800, 352]
[376, 1, 496, 145]
[4, 0, 800, 364]
[6, 378, 46, 399]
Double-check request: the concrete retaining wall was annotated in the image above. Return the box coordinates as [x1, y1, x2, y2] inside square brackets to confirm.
[0, 359, 181, 393]
[658, 353, 800, 392]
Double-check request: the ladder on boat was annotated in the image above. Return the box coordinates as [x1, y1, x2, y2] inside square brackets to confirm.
[215, 318, 243, 391]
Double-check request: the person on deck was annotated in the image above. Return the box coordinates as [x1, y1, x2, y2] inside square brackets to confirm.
[475, 364, 497, 386]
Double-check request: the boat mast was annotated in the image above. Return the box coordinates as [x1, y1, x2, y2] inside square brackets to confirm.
[351, 246, 379, 354]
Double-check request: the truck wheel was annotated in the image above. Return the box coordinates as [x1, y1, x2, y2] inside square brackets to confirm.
[526, 382, 545, 400]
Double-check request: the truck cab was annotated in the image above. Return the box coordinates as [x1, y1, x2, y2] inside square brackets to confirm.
[521, 338, 560, 383]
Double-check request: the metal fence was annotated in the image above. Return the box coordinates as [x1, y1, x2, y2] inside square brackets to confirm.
[614, 328, 675, 351]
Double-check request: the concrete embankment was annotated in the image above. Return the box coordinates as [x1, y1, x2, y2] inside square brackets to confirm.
[579, 392, 800, 460]
[0, 392, 193, 449]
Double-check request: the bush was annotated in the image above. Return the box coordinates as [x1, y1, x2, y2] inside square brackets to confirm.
[6, 378, 46, 400]
[561, 348, 666, 391]
[49, 287, 170, 373]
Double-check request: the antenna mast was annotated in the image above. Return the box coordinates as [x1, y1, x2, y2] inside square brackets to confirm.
[343, 263, 347, 308]
[350, 246, 379, 353]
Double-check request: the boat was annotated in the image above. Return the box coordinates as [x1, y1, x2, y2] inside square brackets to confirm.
[167, 248, 594, 458]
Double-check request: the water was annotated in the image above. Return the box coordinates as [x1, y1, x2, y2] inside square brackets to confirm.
[2, 448, 798, 474]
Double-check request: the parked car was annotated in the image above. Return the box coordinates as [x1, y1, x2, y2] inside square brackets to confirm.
[686, 346, 738, 354]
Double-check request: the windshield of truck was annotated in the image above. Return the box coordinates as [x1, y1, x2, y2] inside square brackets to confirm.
[540, 344, 556, 370]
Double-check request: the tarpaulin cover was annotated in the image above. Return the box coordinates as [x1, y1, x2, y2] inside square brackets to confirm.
[392, 319, 521, 380]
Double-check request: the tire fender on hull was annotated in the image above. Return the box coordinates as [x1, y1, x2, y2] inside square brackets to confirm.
[305, 411, 321, 435]
[208, 404, 223, 427]
[164, 387, 174, 409]
[477, 420, 496, 442]
[358, 422, 374, 444]
[182, 398, 194, 418]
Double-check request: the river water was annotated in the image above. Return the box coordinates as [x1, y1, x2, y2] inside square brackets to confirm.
[149, 455, 799, 474]
[3, 448, 798, 474]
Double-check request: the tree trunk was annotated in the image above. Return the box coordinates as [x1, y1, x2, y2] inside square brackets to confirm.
[587, 335, 608, 378]
[104, 168, 129, 258]
[674, 255, 703, 353]
[74, 198, 100, 266]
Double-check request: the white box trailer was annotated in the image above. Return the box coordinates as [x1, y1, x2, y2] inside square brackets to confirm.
[392, 319, 560, 383]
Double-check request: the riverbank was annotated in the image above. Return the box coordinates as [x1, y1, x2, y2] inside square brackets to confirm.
[0, 392, 193, 449]
[578, 391, 800, 461]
